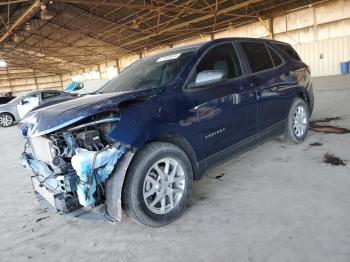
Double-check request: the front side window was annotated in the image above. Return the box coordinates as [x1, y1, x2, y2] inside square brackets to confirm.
[21, 93, 39, 105]
[240, 42, 274, 73]
[189, 43, 242, 86]
[99, 48, 198, 93]
[11, 93, 36, 104]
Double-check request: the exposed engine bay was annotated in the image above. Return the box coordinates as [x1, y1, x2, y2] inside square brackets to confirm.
[20, 112, 129, 216]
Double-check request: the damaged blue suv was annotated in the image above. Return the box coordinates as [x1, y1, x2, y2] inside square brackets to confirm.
[19, 38, 314, 227]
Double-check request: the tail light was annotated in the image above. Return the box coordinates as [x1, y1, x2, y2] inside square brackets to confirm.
[70, 93, 79, 97]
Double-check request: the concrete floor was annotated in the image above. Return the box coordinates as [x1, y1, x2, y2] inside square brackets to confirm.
[0, 76, 350, 262]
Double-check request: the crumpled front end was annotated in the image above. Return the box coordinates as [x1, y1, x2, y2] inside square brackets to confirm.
[20, 111, 132, 221]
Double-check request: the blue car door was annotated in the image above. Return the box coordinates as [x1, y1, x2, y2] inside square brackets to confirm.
[238, 41, 295, 139]
[183, 42, 258, 166]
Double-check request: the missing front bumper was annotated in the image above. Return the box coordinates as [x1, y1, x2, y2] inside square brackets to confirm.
[29, 151, 135, 223]
[32, 176, 111, 222]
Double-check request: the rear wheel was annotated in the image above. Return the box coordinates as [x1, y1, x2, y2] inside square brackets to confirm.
[0, 113, 14, 127]
[122, 142, 193, 227]
[284, 98, 309, 144]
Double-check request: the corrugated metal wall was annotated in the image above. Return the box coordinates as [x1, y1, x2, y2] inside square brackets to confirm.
[0, 68, 64, 96]
[294, 36, 350, 76]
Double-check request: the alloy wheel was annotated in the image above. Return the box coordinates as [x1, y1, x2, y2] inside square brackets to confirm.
[293, 105, 307, 137]
[0, 114, 13, 127]
[143, 157, 186, 214]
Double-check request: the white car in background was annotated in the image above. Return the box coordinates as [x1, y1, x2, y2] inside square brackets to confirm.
[0, 90, 74, 127]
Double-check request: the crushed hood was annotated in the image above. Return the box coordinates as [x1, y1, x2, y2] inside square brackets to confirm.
[19, 89, 160, 138]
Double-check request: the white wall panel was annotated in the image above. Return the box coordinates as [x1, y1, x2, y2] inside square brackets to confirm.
[273, 15, 287, 34]
[274, 31, 301, 45]
[119, 54, 140, 70]
[316, 0, 350, 24]
[246, 20, 269, 38]
[298, 27, 315, 43]
[287, 8, 314, 31]
[317, 19, 350, 40]
[294, 35, 350, 76]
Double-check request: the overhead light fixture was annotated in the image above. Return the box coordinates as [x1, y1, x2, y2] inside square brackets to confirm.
[0, 60, 7, 67]
[40, 4, 54, 20]
[12, 34, 20, 43]
[132, 20, 140, 29]
[24, 22, 31, 31]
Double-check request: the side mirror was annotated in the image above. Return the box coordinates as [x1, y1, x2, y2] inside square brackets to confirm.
[188, 70, 225, 88]
[21, 99, 29, 105]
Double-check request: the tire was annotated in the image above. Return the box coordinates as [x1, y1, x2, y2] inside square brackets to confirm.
[122, 142, 193, 227]
[0, 113, 14, 127]
[283, 97, 309, 144]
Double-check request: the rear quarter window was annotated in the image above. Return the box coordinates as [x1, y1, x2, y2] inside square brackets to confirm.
[274, 43, 301, 61]
[42, 91, 61, 100]
[267, 47, 283, 67]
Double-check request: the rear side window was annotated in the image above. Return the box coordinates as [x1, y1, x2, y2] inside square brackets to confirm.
[240, 42, 274, 73]
[274, 43, 301, 61]
[268, 47, 283, 67]
[191, 42, 242, 83]
[42, 91, 61, 100]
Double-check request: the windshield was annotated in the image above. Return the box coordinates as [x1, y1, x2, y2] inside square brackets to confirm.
[8, 94, 26, 104]
[99, 48, 198, 93]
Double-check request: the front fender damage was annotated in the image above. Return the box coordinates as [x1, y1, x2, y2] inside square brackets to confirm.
[18, 90, 163, 222]
[105, 151, 135, 221]
[71, 144, 127, 207]
[20, 112, 138, 222]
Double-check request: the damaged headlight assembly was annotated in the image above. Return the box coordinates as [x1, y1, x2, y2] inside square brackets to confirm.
[20, 113, 131, 220]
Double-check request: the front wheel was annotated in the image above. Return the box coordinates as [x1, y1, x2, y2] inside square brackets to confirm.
[284, 97, 309, 144]
[122, 142, 193, 227]
[0, 113, 14, 127]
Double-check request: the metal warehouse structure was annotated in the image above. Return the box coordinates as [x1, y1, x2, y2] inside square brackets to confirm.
[0, 0, 349, 94]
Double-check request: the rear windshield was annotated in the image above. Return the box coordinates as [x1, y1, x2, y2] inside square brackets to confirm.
[274, 43, 301, 61]
[99, 48, 198, 93]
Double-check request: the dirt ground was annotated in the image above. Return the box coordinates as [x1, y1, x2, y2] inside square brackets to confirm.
[0, 75, 349, 262]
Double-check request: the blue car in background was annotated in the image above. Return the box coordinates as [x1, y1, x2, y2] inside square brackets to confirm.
[64, 79, 110, 95]
[64, 81, 81, 92]
[19, 38, 314, 227]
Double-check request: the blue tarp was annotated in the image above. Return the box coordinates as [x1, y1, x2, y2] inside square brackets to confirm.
[64, 81, 80, 92]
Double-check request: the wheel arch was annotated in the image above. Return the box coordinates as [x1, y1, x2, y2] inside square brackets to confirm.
[296, 91, 309, 104]
[0, 111, 15, 118]
[296, 88, 314, 114]
[148, 133, 201, 179]
[106, 134, 202, 221]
